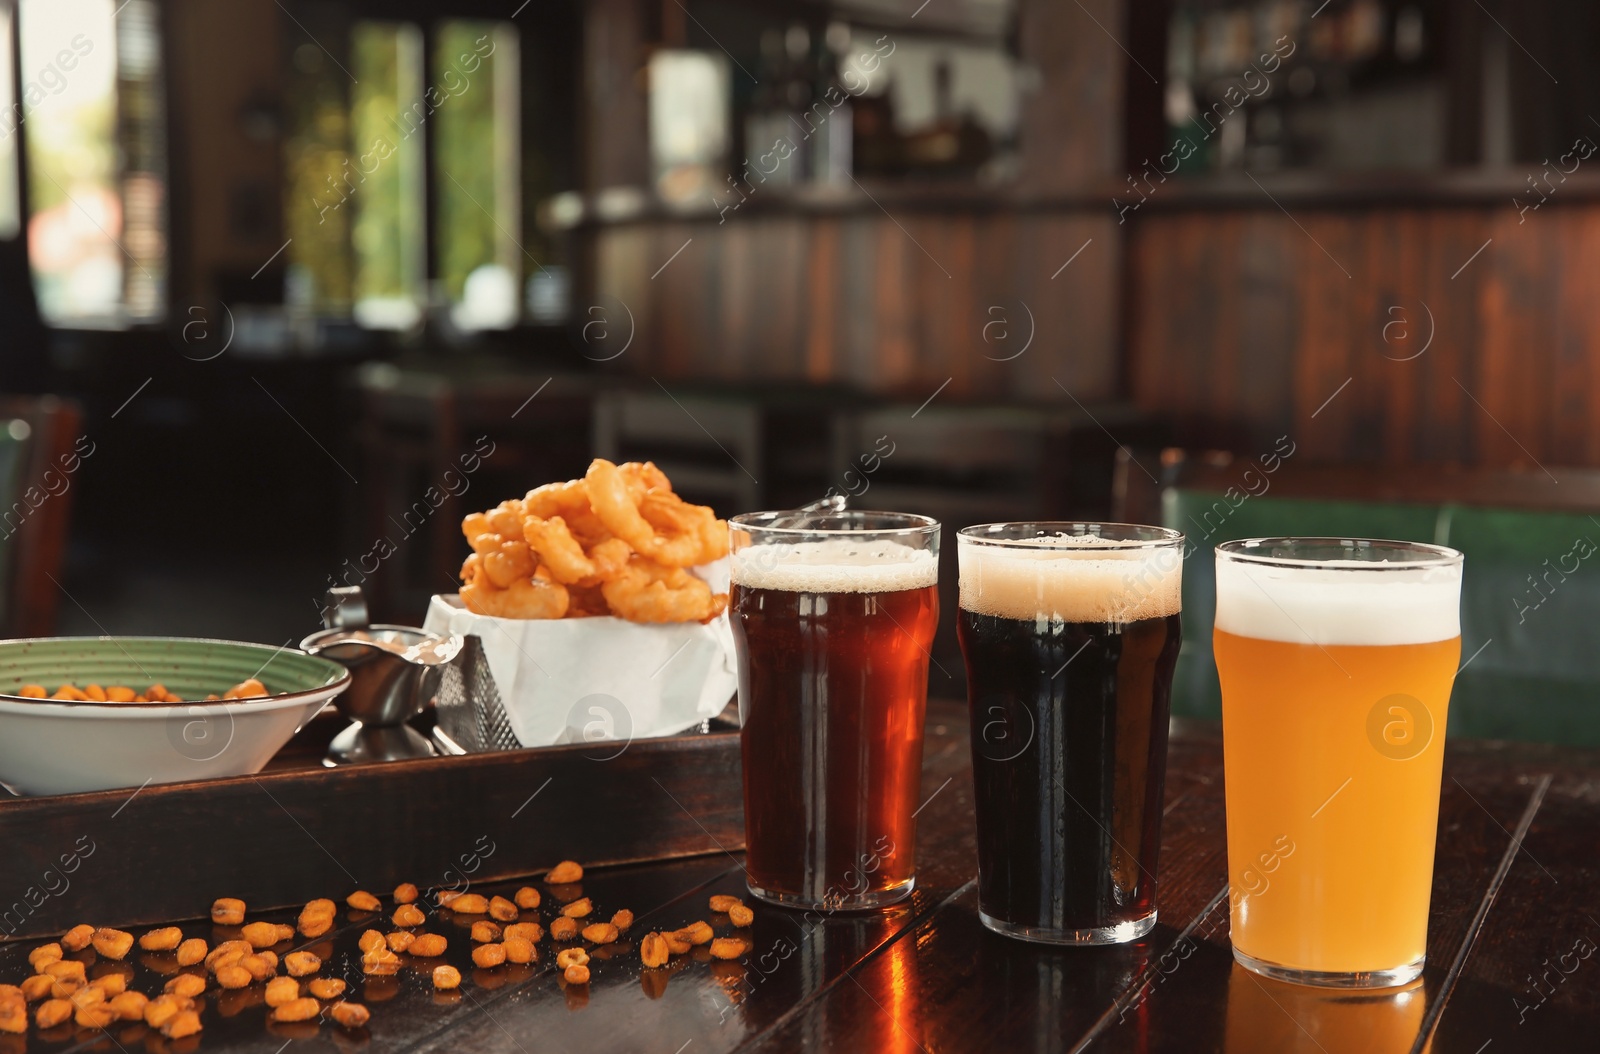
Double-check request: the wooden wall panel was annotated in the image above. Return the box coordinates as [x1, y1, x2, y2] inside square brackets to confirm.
[1362, 211, 1417, 460]
[769, 221, 809, 379]
[1234, 214, 1298, 444]
[1305, 215, 1366, 460]
[1129, 205, 1600, 469]
[871, 220, 915, 390]
[584, 210, 1123, 403]
[1011, 213, 1120, 402]
[1556, 218, 1600, 463]
[1411, 210, 1483, 464]
[716, 220, 755, 379]
[593, 222, 653, 369]
[655, 222, 701, 377]
[803, 220, 840, 382]
[1131, 212, 1222, 435]
[837, 218, 880, 391]
[1476, 211, 1551, 468]
[926, 216, 975, 392]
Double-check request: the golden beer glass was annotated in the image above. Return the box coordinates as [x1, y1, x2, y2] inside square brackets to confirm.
[1213, 538, 1463, 988]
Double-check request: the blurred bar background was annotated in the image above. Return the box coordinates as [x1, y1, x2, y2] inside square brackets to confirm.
[1, 0, 1596, 739]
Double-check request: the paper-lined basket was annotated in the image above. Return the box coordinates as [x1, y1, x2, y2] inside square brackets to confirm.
[423, 561, 737, 750]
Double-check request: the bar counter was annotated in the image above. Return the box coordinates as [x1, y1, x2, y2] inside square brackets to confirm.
[3, 699, 1594, 1053]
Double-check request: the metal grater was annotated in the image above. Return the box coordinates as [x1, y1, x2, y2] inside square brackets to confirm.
[432, 635, 521, 753]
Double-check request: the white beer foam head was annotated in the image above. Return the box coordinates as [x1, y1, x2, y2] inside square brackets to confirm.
[730, 538, 938, 593]
[958, 537, 1182, 623]
[1214, 557, 1461, 645]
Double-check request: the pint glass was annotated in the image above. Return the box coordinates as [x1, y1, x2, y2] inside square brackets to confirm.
[1214, 538, 1463, 987]
[957, 523, 1184, 944]
[729, 510, 940, 910]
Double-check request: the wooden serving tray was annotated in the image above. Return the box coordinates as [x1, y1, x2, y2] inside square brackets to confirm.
[0, 711, 743, 941]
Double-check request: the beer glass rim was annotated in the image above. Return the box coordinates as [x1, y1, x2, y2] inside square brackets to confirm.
[730, 509, 940, 538]
[958, 521, 1184, 551]
[1216, 536, 1463, 570]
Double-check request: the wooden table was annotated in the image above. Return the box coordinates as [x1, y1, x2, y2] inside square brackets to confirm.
[3, 699, 1595, 1053]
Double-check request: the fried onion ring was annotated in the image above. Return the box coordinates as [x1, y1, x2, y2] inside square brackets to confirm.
[460, 461, 728, 621]
[600, 557, 727, 623]
[586, 459, 724, 568]
[523, 479, 616, 546]
[582, 537, 633, 585]
[486, 500, 527, 539]
[523, 515, 597, 585]
[639, 492, 729, 564]
[618, 460, 673, 495]
[460, 575, 569, 619]
[481, 540, 537, 589]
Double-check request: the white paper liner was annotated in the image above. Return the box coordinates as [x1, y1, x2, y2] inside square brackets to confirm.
[423, 560, 737, 749]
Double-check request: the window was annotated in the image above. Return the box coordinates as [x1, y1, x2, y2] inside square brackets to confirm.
[349, 22, 425, 329]
[285, 17, 522, 332]
[0, 6, 21, 240]
[19, 0, 166, 327]
[433, 21, 519, 331]
[283, 24, 354, 316]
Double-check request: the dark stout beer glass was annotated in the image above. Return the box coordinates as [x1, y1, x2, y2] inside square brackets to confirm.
[730, 510, 940, 910]
[957, 523, 1183, 944]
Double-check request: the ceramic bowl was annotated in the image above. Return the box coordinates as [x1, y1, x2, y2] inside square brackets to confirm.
[0, 637, 350, 796]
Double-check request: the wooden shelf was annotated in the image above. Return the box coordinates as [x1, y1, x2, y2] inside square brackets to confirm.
[550, 166, 1600, 229]
[1135, 167, 1600, 211]
[546, 181, 1082, 229]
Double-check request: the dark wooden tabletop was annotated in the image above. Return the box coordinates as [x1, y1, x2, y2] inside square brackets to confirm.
[2, 698, 1596, 1054]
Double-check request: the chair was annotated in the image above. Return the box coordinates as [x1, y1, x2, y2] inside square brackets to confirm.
[831, 401, 1163, 684]
[592, 387, 764, 514]
[0, 397, 83, 638]
[1114, 449, 1600, 744]
[355, 364, 597, 621]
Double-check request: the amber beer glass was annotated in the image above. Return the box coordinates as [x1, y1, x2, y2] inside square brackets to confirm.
[957, 523, 1184, 944]
[729, 510, 940, 910]
[1214, 538, 1463, 987]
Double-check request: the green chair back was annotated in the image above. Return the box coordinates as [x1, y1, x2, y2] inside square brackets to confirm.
[1440, 506, 1600, 742]
[0, 422, 31, 629]
[1162, 489, 1600, 745]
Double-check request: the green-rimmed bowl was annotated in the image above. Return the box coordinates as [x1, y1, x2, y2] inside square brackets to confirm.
[0, 637, 350, 797]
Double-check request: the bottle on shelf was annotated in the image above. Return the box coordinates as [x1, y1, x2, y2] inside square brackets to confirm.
[805, 21, 854, 185]
[901, 56, 991, 176]
[743, 24, 810, 188]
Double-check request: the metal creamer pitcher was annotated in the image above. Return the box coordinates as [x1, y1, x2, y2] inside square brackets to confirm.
[300, 586, 463, 765]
